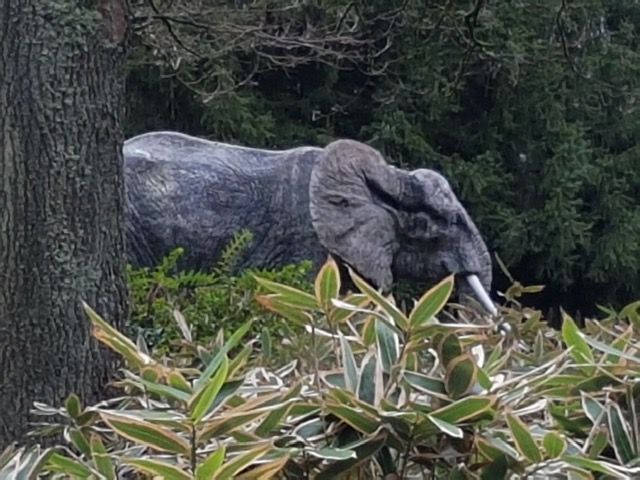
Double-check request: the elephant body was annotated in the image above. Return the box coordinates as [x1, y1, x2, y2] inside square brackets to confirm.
[124, 131, 327, 272]
[124, 131, 494, 301]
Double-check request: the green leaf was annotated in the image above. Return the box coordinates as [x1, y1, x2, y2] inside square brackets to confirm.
[254, 276, 318, 309]
[315, 257, 341, 312]
[409, 275, 454, 327]
[607, 402, 636, 464]
[562, 455, 622, 476]
[581, 393, 604, 425]
[195, 320, 252, 392]
[68, 429, 91, 456]
[583, 333, 640, 365]
[209, 380, 243, 412]
[543, 432, 566, 459]
[375, 318, 399, 372]
[430, 396, 496, 424]
[340, 333, 358, 393]
[0, 446, 55, 479]
[437, 333, 463, 369]
[212, 443, 271, 480]
[196, 447, 226, 480]
[255, 295, 313, 326]
[260, 328, 272, 359]
[404, 371, 447, 398]
[620, 300, 640, 327]
[348, 268, 409, 330]
[357, 353, 377, 405]
[331, 293, 370, 324]
[173, 308, 192, 342]
[428, 415, 463, 438]
[65, 393, 82, 419]
[476, 437, 511, 461]
[362, 316, 376, 346]
[100, 412, 190, 456]
[307, 448, 357, 461]
[325, 404, 379, 434]
[445, 354, 478, 399]
[168, 371, 192, 394]
[293, 417, 326, 440]
[90, 435, 115, 480]
[569, 374, 618, 395]
[198, 407, 273, 443]
[123, 458, 192, 480]
[477, 436, 520, 460]
[235, 455, 289, 480]
[137, 376, 192, 402]
[587, 428, 609, 459]
[190, 355, 229, 423]
[561, 312, 594, 374]
[255, 401, 294, 437]
[84, 302, 151, 369]
[477, 367, 492, 390]
[605, 325, 633, 364]
[506, 412, 542, 464]
[480, 455, 508, 480]
[47, 453, 96, 478]
[315, 431, 387, 480]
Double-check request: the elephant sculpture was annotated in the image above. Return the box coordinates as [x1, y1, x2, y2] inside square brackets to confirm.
[124, 131, 497, 315]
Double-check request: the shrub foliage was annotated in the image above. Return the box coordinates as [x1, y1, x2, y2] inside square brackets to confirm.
[3, 259, 640, 478]
[126, 231, 312, 353]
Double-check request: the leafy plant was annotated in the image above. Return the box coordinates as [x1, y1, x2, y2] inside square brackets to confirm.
[10, 258, 639, 478]
[126, 230, 313, 353]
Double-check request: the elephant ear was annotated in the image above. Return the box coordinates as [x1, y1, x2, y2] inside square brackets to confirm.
[309, 140, 423, 292]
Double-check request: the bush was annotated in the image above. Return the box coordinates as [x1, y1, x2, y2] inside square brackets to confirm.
[4, 259, 640, 478]
[126, 230, 313, 354]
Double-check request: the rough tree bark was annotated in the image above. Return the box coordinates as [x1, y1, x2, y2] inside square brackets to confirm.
[0, 0, 129, 447]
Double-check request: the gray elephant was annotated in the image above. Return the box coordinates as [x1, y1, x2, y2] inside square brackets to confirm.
[124, 131, 496, 314]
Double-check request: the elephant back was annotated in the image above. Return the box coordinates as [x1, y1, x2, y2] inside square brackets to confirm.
[123, 131, 326, 272]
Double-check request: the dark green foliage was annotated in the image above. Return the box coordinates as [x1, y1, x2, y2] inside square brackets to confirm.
[126, 231, 312, 352]
[125, 0, 640, 313]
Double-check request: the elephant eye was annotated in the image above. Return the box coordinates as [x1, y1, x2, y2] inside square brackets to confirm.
[426, 207, 449, 224]
[327, 195, 350, 207]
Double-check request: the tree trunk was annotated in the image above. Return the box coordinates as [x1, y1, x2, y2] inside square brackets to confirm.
[0, 0, 129, 447]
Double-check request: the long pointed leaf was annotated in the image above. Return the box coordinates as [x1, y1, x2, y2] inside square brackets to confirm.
[430, 395, 496, 424]
[409, 275, 454, 328]
[428, 415, 463, 438]
[235, 455, 290, 479]
[348, 268, 409, 330]
[561, 312, 594, 375]
[254, 277, 318, 309]
[375, 318, 399, 373]
[506, 412, 542, 464]
[190, 355, 229, 423]
[100, 412, 190, 456]
[195, 320, 252, 392]
[315, 257, 341, 312]
[608, 402, 636, 464]
[212, 443, 271, 480]
[340, 333, 358, 393]
[123, 458, 192, 480]
[196, 447, 226, 480]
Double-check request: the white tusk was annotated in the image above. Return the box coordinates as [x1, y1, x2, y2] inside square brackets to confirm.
[466, 274, 498, 316]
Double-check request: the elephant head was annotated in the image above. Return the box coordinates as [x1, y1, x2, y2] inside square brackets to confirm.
[309, 139, 496, 315]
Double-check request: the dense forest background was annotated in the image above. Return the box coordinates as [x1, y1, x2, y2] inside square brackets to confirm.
[124, 0, 639, 316]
